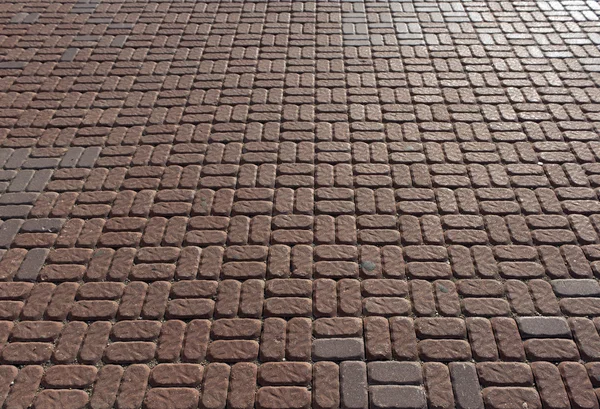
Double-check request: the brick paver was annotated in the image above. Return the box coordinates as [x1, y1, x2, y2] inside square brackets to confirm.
[0, 0, 600, 408]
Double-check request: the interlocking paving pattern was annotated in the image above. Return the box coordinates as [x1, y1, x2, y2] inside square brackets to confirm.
[0, 0, 600, 408]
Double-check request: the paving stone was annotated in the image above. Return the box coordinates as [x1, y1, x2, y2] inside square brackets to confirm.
[0, 61, 26, 69]
[516, 317, 572, 338]
[340, 362, 368, 409]
[0, 150, 13, 168]
[7, 170, 34, 192]
[23, 13, 40, 24]
[0, 193, 39, 205]
[144, 388, 199, 409]
[482, 387, 542, 409]
[60, 48, 79, 62]
[0, 219, 24, 248]
[476, 363, 534, 387]
[26, 170, 53, 192]
[14, 249, 49, 281]
[313, 338, 365, 361]
[552, 279, 600, 297]
[449, 363, 484, 409]
[43, 365, 98, 388]
[21, 218, 65, 233]
[4, 149, 30, 169]
[79, 147, 102, 168]
[423, 363, 454, 409]
[313, 362, 339, 409]
[258, 362, 311, 386]
[531, 362, 570, 409]
[23, 158, 60, 169]
[367, 362, 422, 385]
[256, 386, 310, 409]
[34, 389, 89, 409]
[0, 170, 16, 181]
[369, 386, 427, 409]
[60, 148, 84, 168]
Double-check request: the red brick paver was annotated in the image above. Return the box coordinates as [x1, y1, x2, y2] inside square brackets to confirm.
[1, 0, 600, 408]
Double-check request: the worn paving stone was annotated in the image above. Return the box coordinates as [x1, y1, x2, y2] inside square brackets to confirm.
[367, 362, 422, 385]
[0, 0, 600, 407]
[552, 279, 600, 297]
[517, 317, 572, 338]
[340, 362, 368, 409]
[313, 338, 365, 361]
[449, 362, 484, 409]
[369, 385, 427, 409]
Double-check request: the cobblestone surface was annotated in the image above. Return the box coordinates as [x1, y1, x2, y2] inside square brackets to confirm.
[0, 0, 600, 408]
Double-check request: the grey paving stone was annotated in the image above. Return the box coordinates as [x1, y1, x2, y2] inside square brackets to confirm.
[87, 17, 112, 23]
[61, 48, 79, 62]
[4, 148, 30, 169]
[369, 386, 427, 409]
[344, 39, 371, 46]
[0, 219, 24, 248]
[516, 317, 571, 338]
[71, 7, 97, 13]
[367, 362, 423, 385]
[111, 35, 128, 48]
[551, 279, 600, 297]
[15, 248, 49, 281]
[26, 169, 53, 192]
[449, 362, 483, 409]
[0, 192, 39, 205]
[23, 13, 40, 23]
[9, 13, 28, 23]
[74, 35, 101, 41]
[78, 147, 102, 168]
[0, 170, 16, 181]
[21, 218, 65, 233]
[313, 338, 365, 361]
[22, 158, 60, 169]
[0, 61, 26, 69]
[0, 149, 14, 167]
[109, 23, 134, 29]
[341, 361, 368, 409]
[0, 205, 32, 219]
[60, 147, 85, 168]
[7, 170, 35, 192]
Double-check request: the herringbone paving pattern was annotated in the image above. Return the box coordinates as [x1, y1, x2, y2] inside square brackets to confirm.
[0, 0, 600, 408]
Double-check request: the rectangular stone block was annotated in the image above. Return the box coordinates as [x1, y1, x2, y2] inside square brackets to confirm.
[313, 338, 365, 361]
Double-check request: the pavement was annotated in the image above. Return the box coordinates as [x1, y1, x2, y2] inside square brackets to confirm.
[0, 0, 600, 408]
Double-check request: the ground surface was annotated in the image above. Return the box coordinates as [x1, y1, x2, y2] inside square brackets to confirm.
[0, 0, 599, 408]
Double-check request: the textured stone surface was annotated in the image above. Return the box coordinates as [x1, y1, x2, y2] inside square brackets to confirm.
[552, 279, 600, 297]
[313, 338, 365, 361]
[449, 363, 484, 409]
[516, 317, 572, 338]
[367, 362, 423, 385]
[0, 0, 600, 407]
[369, 386, 427, 409]
[340, 362, 368, 409]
